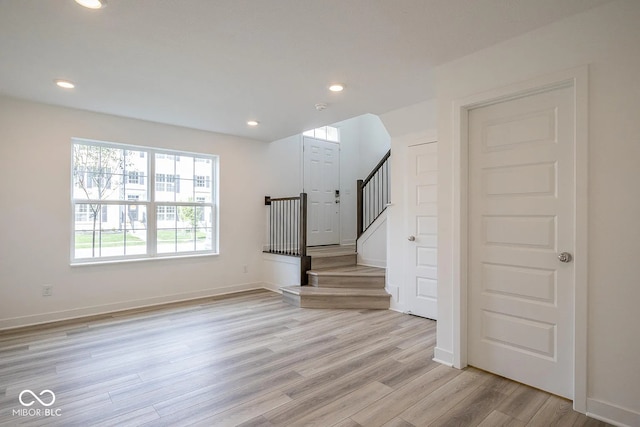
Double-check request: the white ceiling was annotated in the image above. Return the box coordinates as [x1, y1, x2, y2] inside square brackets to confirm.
[0, 0, 612, 142]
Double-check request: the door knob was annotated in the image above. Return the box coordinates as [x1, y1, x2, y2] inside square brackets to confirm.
[558, 252, 573, 263]
[408, 236, 416, 241]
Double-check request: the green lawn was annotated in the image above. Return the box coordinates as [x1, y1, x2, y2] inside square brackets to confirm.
[157, 229, 207, 242]
[75, 231, 144, 248]
[75, 229, 207, 248]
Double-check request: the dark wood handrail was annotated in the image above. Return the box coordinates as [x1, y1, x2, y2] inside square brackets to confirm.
[361, 150, 391, 187]
[357, 150, 391, 238]
[265, 196, 303, 204]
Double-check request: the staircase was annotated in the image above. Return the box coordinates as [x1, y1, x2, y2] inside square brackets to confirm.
[281, 245, 391, 309]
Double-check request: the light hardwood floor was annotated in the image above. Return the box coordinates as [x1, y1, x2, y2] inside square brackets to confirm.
[0, 290, 609, 427]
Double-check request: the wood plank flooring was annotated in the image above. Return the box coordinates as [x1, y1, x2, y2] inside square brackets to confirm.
[0, 290, 609, 427]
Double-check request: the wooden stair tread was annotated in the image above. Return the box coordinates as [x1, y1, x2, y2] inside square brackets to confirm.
[281, 286, 390, 297]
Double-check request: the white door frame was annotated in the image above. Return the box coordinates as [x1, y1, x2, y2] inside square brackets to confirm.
[449, 66, 589, 411]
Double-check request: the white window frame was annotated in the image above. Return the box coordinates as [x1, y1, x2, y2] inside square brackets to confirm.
[71, 138, 219, 264]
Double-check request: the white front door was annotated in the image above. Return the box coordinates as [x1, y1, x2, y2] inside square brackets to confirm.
[303, 137, 340, 246]
[406, 142, 438, 319]
[468, 84, 575, 398]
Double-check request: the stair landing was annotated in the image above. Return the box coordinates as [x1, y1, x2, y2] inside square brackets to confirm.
[307, 265, 385, 288]
[282, 286, 390, 309]
[281, 245, 390, 310]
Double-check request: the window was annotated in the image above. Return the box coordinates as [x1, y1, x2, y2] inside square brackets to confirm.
[75, 204, 90, 222]
[72, 139, 218, 263]
[157, 205, 176, 221]
[303, 125, 340, 142]
[155, 173, 178, 192]
[195, 175, 209, 188]
[128, 171, 143, 185]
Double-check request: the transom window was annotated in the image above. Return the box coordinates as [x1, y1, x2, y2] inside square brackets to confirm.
[71, 139, 218, 263]
[303, 125, 340, 142]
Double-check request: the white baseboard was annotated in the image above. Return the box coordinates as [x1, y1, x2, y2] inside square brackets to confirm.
[587, 398, 640, 427]
[433, 347, 454, 367]
[357, 258, 386, 268]
[0, 282, 266, 331]
[261, 282, 284, 293]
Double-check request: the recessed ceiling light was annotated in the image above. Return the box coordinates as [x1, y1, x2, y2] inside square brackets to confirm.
[329, 83, 344, 92]
[74, 0, 106, 9]
[247, 120, 259, 127]
[54, 79, 75, 89]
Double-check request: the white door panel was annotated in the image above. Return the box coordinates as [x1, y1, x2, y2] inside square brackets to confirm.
[304, 137, 340, 246]
[406, 142, 438, 319]
[468, 85, 574, 398]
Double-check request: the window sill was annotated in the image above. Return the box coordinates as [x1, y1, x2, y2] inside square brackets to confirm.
[70, 252, 219, 267]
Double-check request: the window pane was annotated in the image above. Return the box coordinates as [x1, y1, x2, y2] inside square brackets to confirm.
[178, 154, 194, 176]
[155, 173, 177, 202]
[157, 204, 209, 254]
[195, 206, 212, 226]
[177, 226, 196, 253]
[157, 205, 177, 253]
[326, 126, 339, 142]
[315, 126, 327, 140]
[125, 205, 147, 255]
[125, 149, 148, 201]
[196, 228, 213, 251]
[195, 206, 215, 251]
[176, 177, 193, 202]
[72, 143, 129, 201]
[74, 204, 147, 259]
[157, 229, 176, 254]
[177, 205, 196, 252]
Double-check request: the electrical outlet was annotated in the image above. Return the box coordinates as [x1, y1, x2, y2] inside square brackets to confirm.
[42, 285, 53, 297]
[243, 265, 248, 274]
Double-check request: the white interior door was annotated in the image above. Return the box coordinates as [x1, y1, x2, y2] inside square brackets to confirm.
[406, 142, 438, 319]
[468, 84, 575, 398]
[303, 137, 340, 246]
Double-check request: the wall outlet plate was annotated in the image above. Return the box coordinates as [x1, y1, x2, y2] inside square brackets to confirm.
[42, 285, 53, 297]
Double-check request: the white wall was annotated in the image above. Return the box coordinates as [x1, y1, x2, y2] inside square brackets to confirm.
[356, 210, 388, 268]
[355, 113, 392, 178]
[0, 96, 269, 329]
[264, 134, 303, 198]
[380, 102, 437, 313]
[434, 0, 640, 423]
[334, 114, 391, 245]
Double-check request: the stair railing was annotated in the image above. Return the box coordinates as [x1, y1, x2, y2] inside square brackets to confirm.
[357, 150, 390, 238]
[264, 193, 311, 285]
